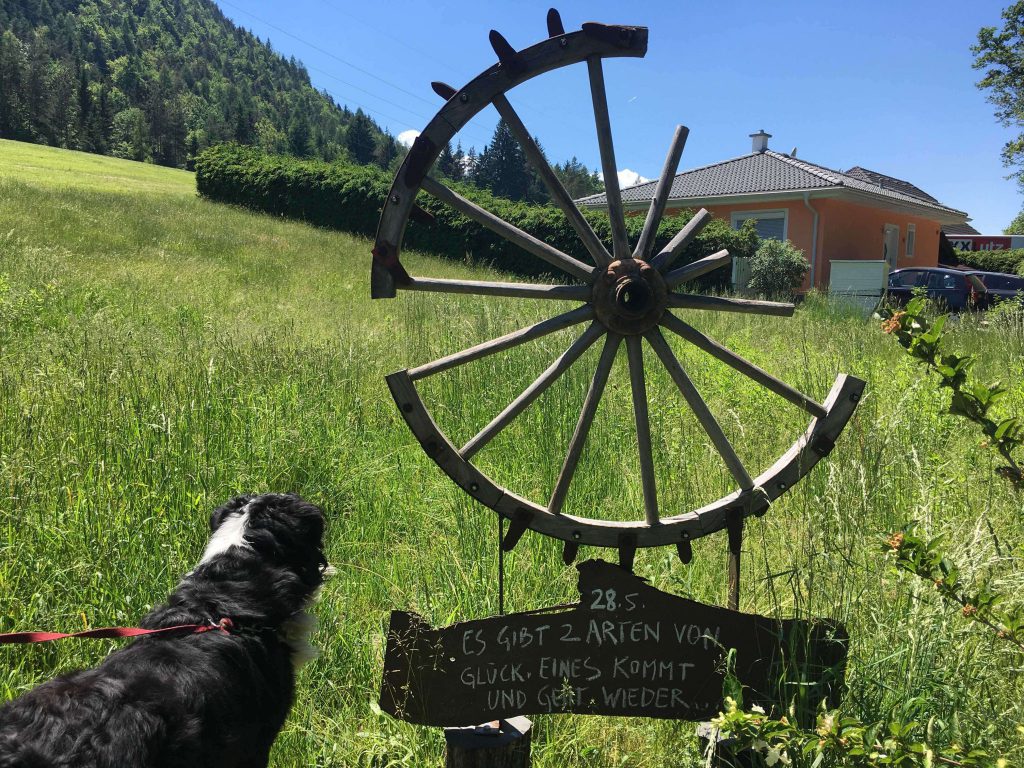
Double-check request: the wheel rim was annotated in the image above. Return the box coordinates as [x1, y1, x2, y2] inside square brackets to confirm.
[371, 11, 865, 562]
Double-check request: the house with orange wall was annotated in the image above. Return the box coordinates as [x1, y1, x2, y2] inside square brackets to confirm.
[577, 131, 971, 290]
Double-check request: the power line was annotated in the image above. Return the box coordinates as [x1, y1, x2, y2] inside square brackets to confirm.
[220, 0, 605, 170]
[314, 0, 463, 81]
[218, 0, 438, 108]
[315, 0, 590, 141]
[218, 0, 495, 147]
[305, 65, 493, 145]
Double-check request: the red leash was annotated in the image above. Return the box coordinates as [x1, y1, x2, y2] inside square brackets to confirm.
[0, 618, 233, 645]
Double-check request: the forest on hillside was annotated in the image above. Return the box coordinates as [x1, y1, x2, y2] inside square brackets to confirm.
[0, 0, 395, 167]
[0, 0, 605, 200]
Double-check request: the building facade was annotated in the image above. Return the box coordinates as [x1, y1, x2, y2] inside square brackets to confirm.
[577, 131, 970, 290]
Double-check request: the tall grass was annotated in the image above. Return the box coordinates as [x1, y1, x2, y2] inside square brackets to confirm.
[0, 141, 1021, 766]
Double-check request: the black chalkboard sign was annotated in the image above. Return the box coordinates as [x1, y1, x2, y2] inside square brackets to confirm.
[380, 560, 847, 727]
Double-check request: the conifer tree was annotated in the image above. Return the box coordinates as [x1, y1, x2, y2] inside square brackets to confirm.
[437, 141, 461, 180]
[474, 120, 543, 202]
[345, 109, 376, 165]
[374, 130, 398, 169]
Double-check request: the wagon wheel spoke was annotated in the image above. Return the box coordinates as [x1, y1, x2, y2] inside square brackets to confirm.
[626, 335, 660, 525]
[662, 249, 732, 287]
[633, 125, 689, 261]
[587, 56, 630, 261]
[645, 328, 754, 491]
[420, 176, 594, 280]
[660, 312, 827, 418]
[649, 209, 713, 272]
[492, 94, 612, 268]
[409, 305, 594, 381]
[667, 293, 795, 317]
[549, 333, 623, 515]
[406, 277, 590, 301]
[460, 323, 605, 460]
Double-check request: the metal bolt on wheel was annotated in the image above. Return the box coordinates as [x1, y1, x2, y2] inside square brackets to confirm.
[371, 9, 864, 566]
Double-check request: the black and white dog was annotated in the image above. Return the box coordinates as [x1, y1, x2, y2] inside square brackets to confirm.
[0, 493, 331, 768]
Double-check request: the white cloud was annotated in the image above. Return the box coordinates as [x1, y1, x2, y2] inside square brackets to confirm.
[397, 129, 420, 148]
[618, 169, 651, 188]
[598, 169, 652, 189]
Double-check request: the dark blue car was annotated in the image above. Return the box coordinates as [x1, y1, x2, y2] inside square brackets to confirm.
[886, 268, 988, 311]
[972, 271, 1024, 303]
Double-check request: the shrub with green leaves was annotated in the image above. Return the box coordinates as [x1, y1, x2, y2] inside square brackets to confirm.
[194, 143, 759, 282]
[952, 248, 1024, 275]
[746, 239, 809, 298]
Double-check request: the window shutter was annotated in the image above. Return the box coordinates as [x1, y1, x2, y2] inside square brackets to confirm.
[753, 217, 785, 240]
[733, 213, 786, 240]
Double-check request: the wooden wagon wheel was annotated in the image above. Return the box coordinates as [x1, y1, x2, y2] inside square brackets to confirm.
[371, 9, 865, 570]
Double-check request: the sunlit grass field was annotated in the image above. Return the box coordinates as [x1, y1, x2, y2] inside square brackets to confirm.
[1, 139, 1022, 766]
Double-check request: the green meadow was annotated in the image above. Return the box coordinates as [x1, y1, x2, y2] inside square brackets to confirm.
[0, 138, 1021, 766]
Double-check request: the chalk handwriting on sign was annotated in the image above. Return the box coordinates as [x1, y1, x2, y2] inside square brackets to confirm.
[379, 560, 847, 727]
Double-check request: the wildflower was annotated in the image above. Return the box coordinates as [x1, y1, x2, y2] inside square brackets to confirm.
[765, 746, 791, 766]
[816, 713, 836, 737]
[886, 532, 905, 551]
[881, 311, 906, 333]
[962, 604, 977, 618]
[751, 704, 766, 715]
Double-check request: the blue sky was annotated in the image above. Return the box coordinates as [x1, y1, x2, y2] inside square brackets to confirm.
[218, 0, 1019, 233]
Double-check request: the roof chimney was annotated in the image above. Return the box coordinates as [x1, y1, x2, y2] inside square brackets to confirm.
[749, 129, 771, 153]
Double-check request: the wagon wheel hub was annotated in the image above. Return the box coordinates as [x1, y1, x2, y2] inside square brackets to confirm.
[593, 259, 667, 335]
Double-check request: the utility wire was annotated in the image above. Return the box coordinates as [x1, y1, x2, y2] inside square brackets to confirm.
[315, 0, 463, 80]
[219, 0, 495, 148]
[219, 0, 437, 108]
[316, 0, 590, 138]
[305, 64, 492, 145]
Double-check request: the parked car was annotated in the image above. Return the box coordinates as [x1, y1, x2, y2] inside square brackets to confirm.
[970, 271, 1024, 303]
[885, 267, 988, 311]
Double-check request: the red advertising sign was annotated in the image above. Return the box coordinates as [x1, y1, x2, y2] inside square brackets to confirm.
[948, 235, 1024, 251]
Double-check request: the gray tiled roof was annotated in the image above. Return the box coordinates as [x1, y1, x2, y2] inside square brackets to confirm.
[577, 150, 966, 217]
[844, 166, 938, 204]
[942, 222, 981, 235]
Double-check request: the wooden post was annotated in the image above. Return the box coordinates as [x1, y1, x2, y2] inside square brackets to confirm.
[697, 723, 757, 768]
[445, 717, 532, 768]
[726, 511, 743, 612]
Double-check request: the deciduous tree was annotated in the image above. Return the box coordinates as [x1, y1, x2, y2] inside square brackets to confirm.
[974, 3, 1024, 187]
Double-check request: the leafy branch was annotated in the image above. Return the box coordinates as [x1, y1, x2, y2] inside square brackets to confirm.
[711, 696, 1000, 768]
[880, 297, 1023, 488]
[882, 527, 1024, 652]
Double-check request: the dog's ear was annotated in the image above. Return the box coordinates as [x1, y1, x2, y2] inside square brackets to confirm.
[243, 493, 326, 587]
[210, 495, 254, 532]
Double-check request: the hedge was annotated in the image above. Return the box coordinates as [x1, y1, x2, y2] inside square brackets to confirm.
[952, 248, 1024, 276]
[195, 144, 758, 284]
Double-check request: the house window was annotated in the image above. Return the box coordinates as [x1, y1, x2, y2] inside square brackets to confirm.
[731, 210, 787, 240]
[906, 224, 916, 258]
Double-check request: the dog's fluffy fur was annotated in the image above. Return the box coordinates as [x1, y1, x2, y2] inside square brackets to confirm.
[0, 493, 329, 768]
